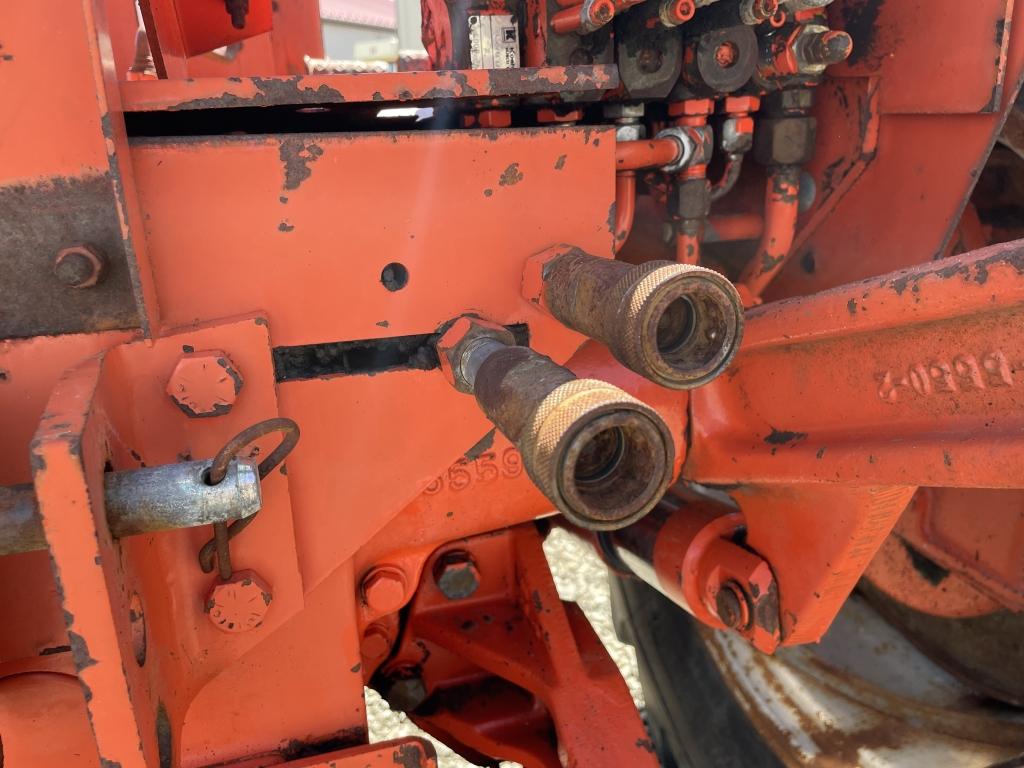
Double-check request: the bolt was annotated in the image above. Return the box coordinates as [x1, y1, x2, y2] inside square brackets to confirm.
[586, 0, 615, 27]
[637, 48, 665, 74]
[165, 350, 243, 418]
[714, 581, 751, 630]
[382, 669, 428, 712]
[740, 0, 778, 23]
[361, 566, 408, 613]
[803, 29, 853, 67]
[434, 551, 481, 600]
[225, 0, 248, 29]
[715, 41, 739, 69]
[205, 570, 272, 633]
[603, 103, 645, 121]
[54, 244, 106, 289]
[660, 0, 695, 26]
[361, 625, 393, 662]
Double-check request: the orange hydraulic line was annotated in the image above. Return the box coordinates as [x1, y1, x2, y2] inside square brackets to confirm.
[704, 213, 764, 242]
[614, 172, 637, 254]
[615, 139, 681, 171]
[739, 166, 800, 297]
[551, 0, 642, 32]
[676, 228, 701, 264]
[670, 100, 713, 267]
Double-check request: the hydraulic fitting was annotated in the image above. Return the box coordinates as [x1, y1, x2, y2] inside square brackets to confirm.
[655, 126, 713, 173]
[436, 316, 674, 531]
[524, 246, 744, 390]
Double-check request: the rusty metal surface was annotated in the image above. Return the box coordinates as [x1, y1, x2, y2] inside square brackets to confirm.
[705, 593, 1024, 766]
[0, 484, 43, 556]
[0, 175, 141, 338]
[119, 66, 621, 112]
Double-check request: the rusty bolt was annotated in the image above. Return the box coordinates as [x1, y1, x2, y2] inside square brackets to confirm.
[434, 551, 480, 600]
[660, 0, 695, 26]
[739, 0, 778, 23]
[54, 244, 106, 289]
[637, 48, 665, 74]
[166, 350, 244, 418]
[361, 624, 393, 662]
[585, 0, 615, 27]
[714, 581, 752, 630]
[205, 569, 272, 633]
[361, 566, 408, 613]
[382, 668, 428, 712]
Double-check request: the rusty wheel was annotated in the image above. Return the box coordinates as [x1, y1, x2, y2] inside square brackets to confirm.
[613, 571, 1024, 767]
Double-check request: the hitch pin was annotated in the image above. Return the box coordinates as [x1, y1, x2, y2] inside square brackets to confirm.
[0, 458, 262, 557]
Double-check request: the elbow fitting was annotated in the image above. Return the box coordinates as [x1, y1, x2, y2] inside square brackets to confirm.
[525, 246, 744, 389]
[436, 317, 674, 530]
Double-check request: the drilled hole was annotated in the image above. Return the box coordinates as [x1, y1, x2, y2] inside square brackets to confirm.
[381, 262, 409, 292]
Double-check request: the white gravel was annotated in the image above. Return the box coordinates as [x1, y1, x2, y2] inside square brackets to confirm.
[365, 527, 644, 767]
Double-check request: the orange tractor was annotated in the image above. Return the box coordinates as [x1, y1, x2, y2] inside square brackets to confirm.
[2, 0, 1024, 765]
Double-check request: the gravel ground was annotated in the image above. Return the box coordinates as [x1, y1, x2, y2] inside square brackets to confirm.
[365, 527, 645, 767]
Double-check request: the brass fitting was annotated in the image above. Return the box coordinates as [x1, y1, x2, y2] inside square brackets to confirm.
[436, 316, 674, 530]
[524, 246, 743, 390]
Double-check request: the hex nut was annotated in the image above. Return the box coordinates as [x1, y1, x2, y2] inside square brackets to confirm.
[361, 566, 408, 613]
[752, 116, 817, 167]
[54, 244, 106, 289]
[765, 87, 815, 115]
[205, 570, 272, 633]
[433, 551, 481, 600]
[382, 670, 428, 712]
[603, 103, 645, 120]
[436, 317, 516, 394]
[654, 127, 695, 173]
[714, 581, 752, 630]
[166, 351, 244, 418]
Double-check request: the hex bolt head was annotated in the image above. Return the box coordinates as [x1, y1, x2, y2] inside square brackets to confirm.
[205, 570, 272, 633]
[54, 244, 106, 289]
[361, 625, 393, 662]
[382, 669, 428, 712]
[433, 551, 481, 600]
[166, 351, 244, 418]
[361, 566, 408, 613]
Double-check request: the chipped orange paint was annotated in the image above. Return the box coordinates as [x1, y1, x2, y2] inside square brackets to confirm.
[4, 0, 1024, 763]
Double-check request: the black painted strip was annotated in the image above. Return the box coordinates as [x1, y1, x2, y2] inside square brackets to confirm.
[273, 324, 529, 382]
